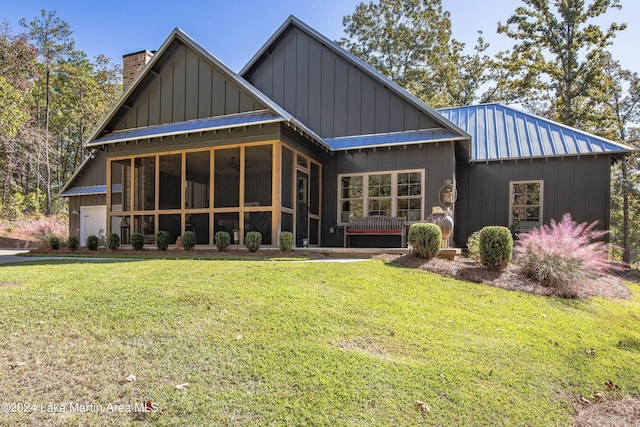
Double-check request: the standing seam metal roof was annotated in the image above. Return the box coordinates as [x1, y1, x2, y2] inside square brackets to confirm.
[438, 103, 633, 162]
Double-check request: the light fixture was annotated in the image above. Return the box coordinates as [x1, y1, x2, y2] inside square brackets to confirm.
[439, 179, 457, 211]
[71, 209, 79, 215]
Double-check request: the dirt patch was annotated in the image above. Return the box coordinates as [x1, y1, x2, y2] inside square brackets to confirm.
[572, 396, 640, 427]
[376, 253, 633, 300]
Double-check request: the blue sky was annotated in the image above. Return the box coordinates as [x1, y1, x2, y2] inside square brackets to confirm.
[3, 0, 638, 74]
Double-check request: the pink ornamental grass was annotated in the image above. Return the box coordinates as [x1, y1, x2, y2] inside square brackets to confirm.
[515, 214, 617, 292]
[12, 216, 69, 248]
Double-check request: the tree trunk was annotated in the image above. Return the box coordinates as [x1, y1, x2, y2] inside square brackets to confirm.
[621, 159, 631, 266]
[44, 67, 51, 216]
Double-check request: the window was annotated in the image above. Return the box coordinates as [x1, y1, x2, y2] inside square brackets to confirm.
[340, 176, 363, 222]
[338, 170, 423, 224]
[510, 181, 543, 231]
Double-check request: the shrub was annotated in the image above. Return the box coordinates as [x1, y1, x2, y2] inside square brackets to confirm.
[515, 213, 615, 295]
[11, 215, 69, 248]
[86, 235, 100, 251]
[408, 223, 441, 260]
[47, 235, 61, 250]
[245, 231, 262, 252]
[466, 230, 481, 260]
[131, 232, 145, 250]
[279, 231, 293, 252]
[156, 231, 170, 251]
[67, 235, 79, 251]
[182, 231, 197, 251]
[108, 233, 120, 250]
[479, 226, 513, 271]
[214, 231, 231, 252]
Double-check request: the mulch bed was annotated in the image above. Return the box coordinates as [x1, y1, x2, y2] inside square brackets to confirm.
[375, 253, 634, 300]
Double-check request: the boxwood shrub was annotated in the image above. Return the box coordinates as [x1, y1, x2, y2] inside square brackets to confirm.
[131, 232, 144, 250]
[245, 231, 262, 252]
[48, 235, 61, 250]
[86, 235, 100, 251]
[215, 231, 231, 252]
[408, 223, 442, 260]
[108, 233, 120, 250]
[279, 231, 293, 252]
[182, 231, 197, 251]
[479, 226, 513, 271]
[67, 235, 79, 251]
[156, 231, 170, 251]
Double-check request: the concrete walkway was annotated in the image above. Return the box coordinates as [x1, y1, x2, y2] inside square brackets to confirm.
[0, 249, 371, 265]
[0, 249, 139, 265]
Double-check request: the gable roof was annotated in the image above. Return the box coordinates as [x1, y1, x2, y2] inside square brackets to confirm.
[438, 103, 634, 162]
[241, 15, 470, 142]
[87, 27, 329, 151]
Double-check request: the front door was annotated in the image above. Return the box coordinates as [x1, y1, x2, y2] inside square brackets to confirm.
[296, 171, 309, 247]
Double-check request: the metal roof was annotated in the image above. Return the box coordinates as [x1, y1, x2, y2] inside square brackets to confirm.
[60, 185, 106, 197]
[325, 128, 466, 151]
[438, 103, 634, 162]
[87, 111, 285, 147]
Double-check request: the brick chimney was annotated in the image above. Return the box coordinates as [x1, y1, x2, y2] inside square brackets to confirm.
[122, 50, 154, 90]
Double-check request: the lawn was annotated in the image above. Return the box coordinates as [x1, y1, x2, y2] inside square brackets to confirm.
[0, 259, 639, 426]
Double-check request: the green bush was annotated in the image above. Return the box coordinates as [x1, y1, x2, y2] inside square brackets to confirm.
[48, 235, 61, 250]
[182, 231, 196, 251]
[408, 223, 441, 259]
[131, 232, 144, 250]
[156, 231, 170, 251]
[245, 231, 262, 252]
[466, 230, 481, 260]
[479, 226, 513, 271]
[86, 235, 100, 251]
[67, 235, 79, 251]
[214, 231, 231, 252]
[279, 231, 293, 252]
[108, 233, 120, 250]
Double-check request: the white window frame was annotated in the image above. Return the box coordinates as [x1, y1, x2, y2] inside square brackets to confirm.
[509, 180, 544, 231]
[337, 169, 424, 225]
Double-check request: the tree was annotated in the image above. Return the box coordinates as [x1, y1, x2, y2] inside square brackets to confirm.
[598, 54, 640, 265]
[495, 0, 626, 127]
[340, 0, 462, 108]
[20, 9, 74, 216]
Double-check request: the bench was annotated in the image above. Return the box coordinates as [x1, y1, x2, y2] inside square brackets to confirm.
[343, 216, 406, 248]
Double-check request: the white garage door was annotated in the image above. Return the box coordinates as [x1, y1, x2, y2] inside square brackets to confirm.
[80, 206, 107, 246]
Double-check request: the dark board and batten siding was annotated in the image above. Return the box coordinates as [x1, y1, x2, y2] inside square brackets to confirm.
[244, 26, 441, 139]
[454, 155, 612, 246]
[320, 142, 456, 247]
[115, 41, 266, 132]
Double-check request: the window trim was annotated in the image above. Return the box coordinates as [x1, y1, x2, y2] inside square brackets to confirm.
[509, 180, 544, 231]
[337, 169, 424, 225]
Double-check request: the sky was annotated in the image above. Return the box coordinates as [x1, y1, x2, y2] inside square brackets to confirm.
[2, 0, 639, 75]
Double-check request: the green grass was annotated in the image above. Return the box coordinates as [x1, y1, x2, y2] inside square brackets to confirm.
[0, 259, 639, 426]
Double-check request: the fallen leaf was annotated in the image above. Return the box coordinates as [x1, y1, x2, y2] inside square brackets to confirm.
[414, 400, 430, 413]
[175, 383, 189, 390]
[604, 380, 619, 389]
[592, 392, 604, 403]
[389, 330, 396, 336]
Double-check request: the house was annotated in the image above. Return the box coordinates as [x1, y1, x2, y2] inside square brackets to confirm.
[61, 16, 633, 248]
